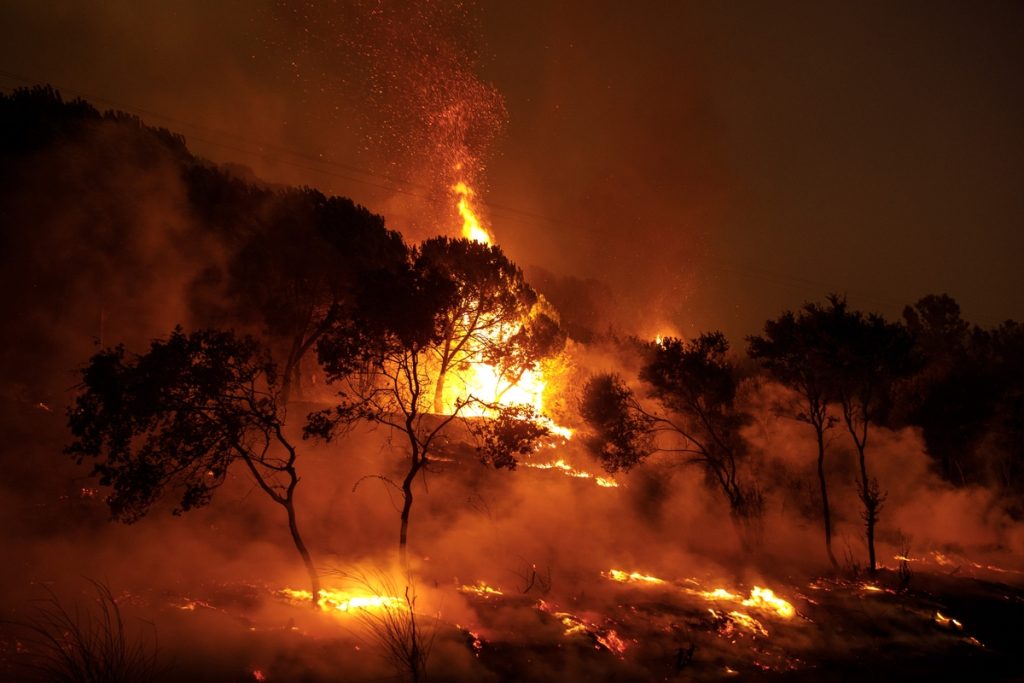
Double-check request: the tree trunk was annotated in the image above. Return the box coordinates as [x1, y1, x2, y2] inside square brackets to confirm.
[285, 499, 320, 605]
[855, 443, 878, 575]
[432, 336, 454, 414]
[432, 370, 446, 415]
[399, 480, 414, 571]
[816, 430, 839, 570]
[282, 333, 304, 404]
[866, 500, 877, 573]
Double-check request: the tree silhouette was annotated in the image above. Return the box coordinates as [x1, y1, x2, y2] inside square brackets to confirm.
[641, 333, 761, 525]
[486, 304, 566, 405]
[66, 328, 320, 600]
[307, 245, 551, 567]
[415, 237, 539, 414]
[580, 373, 655, 471]
[220, 189, 406, 401]
[897, 294, 991, 484]
[827, 299, 914, 574]
[748, 302, 842, 569]
[581, 333, 761, 542]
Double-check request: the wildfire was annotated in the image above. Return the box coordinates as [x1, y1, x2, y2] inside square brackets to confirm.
[710, 608, 770, 637]
[536, 600, 627, 656]
[698, 587, 743, 601]
[742, 587, 796, 619]
[279, 588, 404, 614]
[603, 569, 665, 585]
[522, 458, 618, 487]
[600, 570, 796, 621]
[453, 181, 492, 245]
[458, 581, 504, 598]
[693, 585, 797, 619]
[435, 178, 581, 447]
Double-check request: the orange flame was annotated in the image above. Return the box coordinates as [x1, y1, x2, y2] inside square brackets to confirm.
[603, 569, 665, 584]
[279, 588, 404, 614]
[453, 181, 492, 244]
[601, 570, 795, 621]
[458, 581, 504, 598]
[523, 458, 616, 487]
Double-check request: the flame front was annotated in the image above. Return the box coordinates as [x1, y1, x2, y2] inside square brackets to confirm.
[536, 600, 628, 656]
[458, 581, 504, 598]
[453, 181, 493, 245]
[280, 588, 404, 614]
[603, 569, 665, 584]
[436, 178, 574, 442]
[742, 586, 796, 619]
[522, 458, 617, 487]
[600, 569, 796, 622]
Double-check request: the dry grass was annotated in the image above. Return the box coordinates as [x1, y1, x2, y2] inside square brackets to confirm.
[334, 570, 437, 683]
[10, 579, 160, 683]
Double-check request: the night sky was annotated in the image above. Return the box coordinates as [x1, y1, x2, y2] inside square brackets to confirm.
[2, 0, 1021, 341]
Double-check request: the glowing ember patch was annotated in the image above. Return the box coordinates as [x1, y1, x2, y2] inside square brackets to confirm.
[603, 569, 666, 585]
[439, 179, 575, 439]
[742, 587, 795, 619]
[252, 670, 266, 681]
[171, 597, 219, 612]
[469, 630, 483, 655]
[536, 600, 627, 656]
[934, 611, 963, 630]
[595, 629, 627, 655]
[711, 608, 769, 637]
[280, 588, 404, 614]
[458, 581, 504, 598]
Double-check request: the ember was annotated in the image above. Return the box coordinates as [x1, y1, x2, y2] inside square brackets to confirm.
[536, 600, 628, 656]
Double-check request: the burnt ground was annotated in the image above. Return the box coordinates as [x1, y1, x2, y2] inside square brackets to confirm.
[2, 565, 1022, 682]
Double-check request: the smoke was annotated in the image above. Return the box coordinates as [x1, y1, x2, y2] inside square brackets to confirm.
[0, 116, 222, 407]
[1, 4, 1023, 680]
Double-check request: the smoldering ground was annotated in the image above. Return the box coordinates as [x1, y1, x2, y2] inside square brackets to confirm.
[3, 377, 1023, 681]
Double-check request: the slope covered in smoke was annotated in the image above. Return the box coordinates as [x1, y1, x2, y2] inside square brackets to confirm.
[2, 87, 1024, 683]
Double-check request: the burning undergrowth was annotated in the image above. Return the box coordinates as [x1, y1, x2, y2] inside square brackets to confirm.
[3, 17, 1024, 679]
[2, 386, 1024, 681]
[6, 555, 1014, 682]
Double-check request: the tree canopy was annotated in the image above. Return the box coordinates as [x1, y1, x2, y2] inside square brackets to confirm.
[66, 327, 320, 597]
